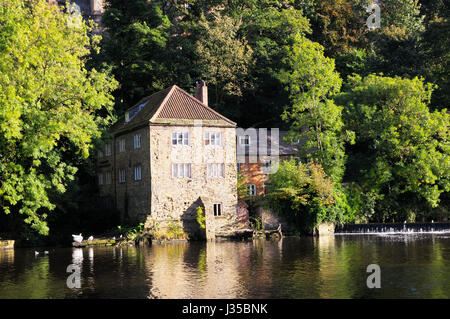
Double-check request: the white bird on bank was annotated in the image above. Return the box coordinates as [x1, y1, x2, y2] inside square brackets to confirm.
[88, 236, 94, 241]
[72, 233, 83, 243]
[112, 236, 115, 240]
[44, 251, 49, 255]
[34, 251, 39, 256]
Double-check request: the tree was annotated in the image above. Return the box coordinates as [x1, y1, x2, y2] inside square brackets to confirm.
[238, 3, 311, 127]
[365, 0, 425, 78]
[0, 0, 117, 235]
[337, 74, 449, 221]
[95, 0, 171, 114]
[419, 1, 449, 109]
[279, 34, 354, 181]
[195, 12, 254, 110]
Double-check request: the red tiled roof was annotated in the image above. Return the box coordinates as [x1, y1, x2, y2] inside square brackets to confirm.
[157, 87, 231, 121]
[111, 85, 236, 134]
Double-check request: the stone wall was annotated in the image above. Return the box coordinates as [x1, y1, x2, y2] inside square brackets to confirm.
[314, 223, 335, 236]
[148, 123, 238, 236]
[98, 125, 151, 222]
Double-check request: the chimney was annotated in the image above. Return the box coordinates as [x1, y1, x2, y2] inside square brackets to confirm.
[195, 80, 208, 106]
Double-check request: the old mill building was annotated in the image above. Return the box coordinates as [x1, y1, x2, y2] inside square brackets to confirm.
[96, 82, 239, 238]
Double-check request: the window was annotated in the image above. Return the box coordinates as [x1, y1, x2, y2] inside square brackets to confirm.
[172, 131, 189, 146]
[126, 101, 147, 122]
[207, 163, 224, 178]
[98, 173, 104, 185]
[105, 171, 111, 185]
[213, 203, 222, 217]
[133, 134, 141, 149]
[263, 183, 270, 196]
[247, 184, 256, 196]
[172, 163, 191, 178]
[105, 143, 112, 156]
[239, 135, 251, 146]
[204, 132, 222, 146]
[119, 139, 126, 152]
[119, 169, 126, 183]
[98, 150, 104, 159]
[134, 165, 142, 181]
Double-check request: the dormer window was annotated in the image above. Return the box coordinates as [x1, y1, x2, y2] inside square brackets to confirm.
[125, 101, 147, 123]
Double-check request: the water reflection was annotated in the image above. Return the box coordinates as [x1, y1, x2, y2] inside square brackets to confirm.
[0, 235, 449, 298]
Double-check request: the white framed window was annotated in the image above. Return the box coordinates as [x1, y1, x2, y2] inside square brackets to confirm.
[207, 163, 224, 178]
[247, 184, 256, 196]
[213, 203, 222, 217]
[98, 150, 104, 159]
[119, 139, 126, 152]
[105, 171, 112, 185]
[134, 165, 142, 181]
[133, 134, 141, 149]
[118, 169, 126, 183]
[105, 143, 112, 156]
[204, 132, 222, 146]
[239, 135, 251, 146]
[172, 163, 191, 178]
[172, 131, 189, 146]
[98, 173, 104, 185]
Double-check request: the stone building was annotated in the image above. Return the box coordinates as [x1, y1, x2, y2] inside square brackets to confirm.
[50, 0, 103, 32]
[97, 82, 239, 238]
[236, 129, 299, 197]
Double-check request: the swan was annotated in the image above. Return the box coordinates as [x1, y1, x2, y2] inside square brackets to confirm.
[88, 236, 94, 241]
[72, 233, 83, 243]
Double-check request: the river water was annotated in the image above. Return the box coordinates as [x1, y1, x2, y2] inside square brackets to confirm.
[1, 234, 449, 298]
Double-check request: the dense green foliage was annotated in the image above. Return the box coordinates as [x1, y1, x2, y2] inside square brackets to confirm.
[337, 75, 449, 222]
[0, 0, 116, 235]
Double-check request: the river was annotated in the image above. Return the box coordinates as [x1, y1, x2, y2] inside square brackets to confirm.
[1, 234, 449, 298]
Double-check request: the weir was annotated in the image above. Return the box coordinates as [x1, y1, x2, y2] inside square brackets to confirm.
[335, 222, 450, 234]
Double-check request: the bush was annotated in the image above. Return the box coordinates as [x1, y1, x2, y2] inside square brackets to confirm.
[266, 159, 357, 234]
